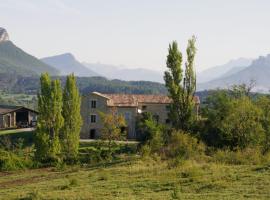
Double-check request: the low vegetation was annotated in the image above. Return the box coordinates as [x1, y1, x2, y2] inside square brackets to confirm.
[0, 156, 270, 199]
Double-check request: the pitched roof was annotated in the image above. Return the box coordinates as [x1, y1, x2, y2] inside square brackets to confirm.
[103, 94, 171, 107]
[0, 105, 38, 115]
[92, 92, 200, 107]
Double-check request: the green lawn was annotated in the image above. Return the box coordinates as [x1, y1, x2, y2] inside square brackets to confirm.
[0, 129, 33, 136]
[0, 158, 270, 200]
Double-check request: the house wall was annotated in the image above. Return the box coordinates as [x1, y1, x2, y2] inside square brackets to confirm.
[0, 112, 16, 129]
[138, 103, 170, 124]
[28, 111, 38, 123]
[115, 107, 137, 139]
[81, 93, 138, 139]
[81, 93, 110, 139]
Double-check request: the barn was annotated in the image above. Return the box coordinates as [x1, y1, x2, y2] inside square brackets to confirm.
[0, 105, 38, 129]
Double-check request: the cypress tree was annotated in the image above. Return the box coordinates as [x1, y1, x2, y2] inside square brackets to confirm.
[164, 36, 197, 131]
[62, 74, 82, 162]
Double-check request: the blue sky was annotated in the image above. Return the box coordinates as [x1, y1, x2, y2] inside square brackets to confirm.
[1, 0, 270, 72]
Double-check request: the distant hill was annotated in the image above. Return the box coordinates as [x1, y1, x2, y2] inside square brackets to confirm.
[197, 58, 252, 83]
[83, 62, 164, 83]
[0, 74, 168, 95]
[42, 53, 99, 77]
[0, 41, 59, 76]
[198, 54, 270, 93]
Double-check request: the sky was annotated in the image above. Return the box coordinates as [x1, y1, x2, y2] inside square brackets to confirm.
[1, 0, 270, 72]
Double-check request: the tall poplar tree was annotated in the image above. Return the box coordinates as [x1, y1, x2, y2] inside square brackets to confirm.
[62, 74, 82, 162]
[164, 36, 197, 131]
[50, 79, 64, 160]
[35, 73, 64, 162]
[35, 73, 51, 161]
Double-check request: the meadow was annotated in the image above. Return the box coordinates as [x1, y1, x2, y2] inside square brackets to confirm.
[0, 156, 270, 200]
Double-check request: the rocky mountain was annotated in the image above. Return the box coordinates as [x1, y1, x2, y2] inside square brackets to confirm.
[42, 53, 99, 77]
[197, 58, 252, 83]
[0, 28, 9, 42]
[0, 27, 59, 76]
[198, 54, 270, 93]
[82, 62, 164, 83]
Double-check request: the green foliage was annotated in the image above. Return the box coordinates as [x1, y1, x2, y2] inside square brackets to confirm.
[164, 131, 205, 161]
[1, 75, 168, 95]
[212, 147, 270, 165]
[62, 74, 82, 162]
[35, 73, 64, 163]
[255, 96, 270, 152]
[164, 37, 197, 131]
[137, 113, 165, 155]
[0, 149, 33, 171]
[202, 90, 266, 149]
[99, 108, 127, 154]
[219, 97, 264, 149]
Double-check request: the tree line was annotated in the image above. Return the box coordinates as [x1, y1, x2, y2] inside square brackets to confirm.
[35, 73, 82, 164]
[138, 36, 270, 165]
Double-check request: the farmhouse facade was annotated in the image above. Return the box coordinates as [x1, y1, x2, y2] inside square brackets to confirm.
[81, 92, 200, 140]
[0, 105, 38, 129]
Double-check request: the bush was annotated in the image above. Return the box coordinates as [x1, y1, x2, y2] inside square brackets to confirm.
[140, 145, 151, 157]
[164, 131, 205, 161]
[79, 146, 102, 164]
[0, 149, 33, 171]
[212, 147, 270, 165]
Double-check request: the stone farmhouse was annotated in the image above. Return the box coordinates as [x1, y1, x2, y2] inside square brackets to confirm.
[81, 92, 200, 140]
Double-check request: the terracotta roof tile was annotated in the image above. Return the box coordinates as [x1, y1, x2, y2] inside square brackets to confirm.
[96, 93, 200, 107]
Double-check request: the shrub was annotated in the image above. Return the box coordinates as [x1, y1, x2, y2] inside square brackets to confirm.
[79, 146, 102, 164]
[164, 131, 205, 161]
[0, 149, 33, 171]
[212, 147, 270, 165]
[140, 145, 151, 157]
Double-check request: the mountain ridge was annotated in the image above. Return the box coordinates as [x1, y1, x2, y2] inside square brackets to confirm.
[82, 62, 164, 83]
[41, 53, 99, 77]
[198, 54, 270, 93]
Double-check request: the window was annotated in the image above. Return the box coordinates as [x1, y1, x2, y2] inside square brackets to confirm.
[91, 100, 97, 108]
[166, 105, 170, 111]
[90, 114, 96, 123]
[142, 105, 147, 110]
[90, 129, 96, 139]
[166, 119, 170, 124]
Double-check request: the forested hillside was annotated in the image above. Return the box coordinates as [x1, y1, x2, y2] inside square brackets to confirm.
[0, 74, 167, 95]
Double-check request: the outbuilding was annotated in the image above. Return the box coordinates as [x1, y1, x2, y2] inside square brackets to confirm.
[0, 105, 38, 129]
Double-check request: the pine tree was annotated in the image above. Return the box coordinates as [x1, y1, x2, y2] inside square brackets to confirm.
[62, 74, 82, 162]
[164, 36, 197, 131]
[35, 73, 64, 163]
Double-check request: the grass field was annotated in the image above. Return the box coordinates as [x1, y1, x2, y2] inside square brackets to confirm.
[0, 157, 270, 200]
[1, 130, 270, 199]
